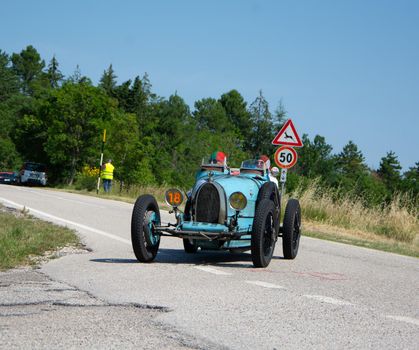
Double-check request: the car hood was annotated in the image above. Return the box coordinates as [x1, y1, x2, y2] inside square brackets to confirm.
[213, 175, 266, 217]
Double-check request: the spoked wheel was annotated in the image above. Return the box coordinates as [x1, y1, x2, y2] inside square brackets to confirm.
[183, 238, 198, 253]
[131, 195, 161, 262]
[282, 199, 301, 259]
[251, 199, 276, 268]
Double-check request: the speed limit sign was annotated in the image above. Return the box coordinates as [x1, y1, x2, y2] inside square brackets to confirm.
[274, 146, 298, 169]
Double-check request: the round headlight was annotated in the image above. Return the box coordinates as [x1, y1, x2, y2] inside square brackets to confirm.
[229, 192, 247, 211]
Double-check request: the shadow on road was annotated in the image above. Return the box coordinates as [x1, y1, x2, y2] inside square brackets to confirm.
[90, 258, 138, 264]
[90, 248, 284, 268]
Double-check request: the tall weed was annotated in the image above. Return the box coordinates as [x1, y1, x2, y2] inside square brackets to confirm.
[289, 180, 418, 243]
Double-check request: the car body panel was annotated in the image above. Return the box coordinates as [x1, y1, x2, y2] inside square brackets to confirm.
[156, 162, 281, 251]
[19, 162, 47, 186]
[0, 172, 17, 184]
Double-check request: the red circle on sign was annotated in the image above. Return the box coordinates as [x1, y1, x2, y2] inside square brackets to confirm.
[274, 146, 298, 169]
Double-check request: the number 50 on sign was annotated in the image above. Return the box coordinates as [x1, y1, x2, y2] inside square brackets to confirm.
[274, 146, 298, 169]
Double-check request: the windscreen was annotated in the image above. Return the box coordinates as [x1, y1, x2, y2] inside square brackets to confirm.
[240, 159, 266, 171]
[24, 163, 46, 172]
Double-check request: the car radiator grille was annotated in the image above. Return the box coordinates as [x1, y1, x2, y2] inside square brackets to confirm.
[195, 183, 220, 223]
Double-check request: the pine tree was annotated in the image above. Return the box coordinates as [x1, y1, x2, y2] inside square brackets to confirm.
[46, 55, 64, 88]
[11, 45, 45, 94]
[378, 151, 402, 193]
[248, 90, 274, 155]
[99, 64, 117, 96]
[336, 141, 367, 177]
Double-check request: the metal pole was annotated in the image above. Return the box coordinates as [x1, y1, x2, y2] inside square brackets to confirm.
[280, 168, 287, 196]
[96, 129, 106, 194]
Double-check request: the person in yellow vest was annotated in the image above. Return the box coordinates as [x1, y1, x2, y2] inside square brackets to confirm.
[101, 159, 115, 193]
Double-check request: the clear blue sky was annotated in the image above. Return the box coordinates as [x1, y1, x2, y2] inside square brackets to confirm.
[1, 0, 418, 171]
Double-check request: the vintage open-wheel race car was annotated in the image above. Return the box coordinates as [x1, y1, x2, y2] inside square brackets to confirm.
[131, 158, 301, 268]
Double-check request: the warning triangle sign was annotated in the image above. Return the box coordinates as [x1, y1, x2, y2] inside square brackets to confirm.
[272, 119, 303, 147]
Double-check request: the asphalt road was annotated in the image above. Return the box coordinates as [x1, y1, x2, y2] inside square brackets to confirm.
[0, 184, 418, 349]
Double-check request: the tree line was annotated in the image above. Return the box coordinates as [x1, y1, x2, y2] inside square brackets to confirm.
[0, 45, 417, 205]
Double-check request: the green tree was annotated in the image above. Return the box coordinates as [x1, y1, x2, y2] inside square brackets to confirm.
[273, 100, 287, 129]
[401, 162, 419, 197]
[297, 134, 335, 182]
[113, 75, 151, 121]
[68, 65, 91, 84]
[377, 151, 402, 193]
[336, 141, 367, 178]
[334, 141, 369, 195]
[150, 94, 192, 185]
[11, 45, 45, 95]
[99, 64, 117, 96]
[0, 136, 21, 170]
[46, 56, 64, 88]
[0, 51, 26, 168]
[248, 90, 274, 155]
[193, 98, 229, 132]
[219, 89, 252, 140]
[0, 50, 19, 102]
[41, 81, 116, 184]
[106, 112, 156, 189]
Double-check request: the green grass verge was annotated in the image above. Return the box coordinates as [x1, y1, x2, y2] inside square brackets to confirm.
[0, 207, 80, 270]
[303, 229, 419, 258]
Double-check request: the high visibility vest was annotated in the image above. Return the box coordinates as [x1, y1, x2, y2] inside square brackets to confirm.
[101, 163, 114, 180]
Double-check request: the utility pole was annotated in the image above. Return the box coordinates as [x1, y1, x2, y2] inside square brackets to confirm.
[96, 129, 106, 194]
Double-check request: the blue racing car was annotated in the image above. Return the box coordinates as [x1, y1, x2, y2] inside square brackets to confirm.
[131, 157, 301, 268]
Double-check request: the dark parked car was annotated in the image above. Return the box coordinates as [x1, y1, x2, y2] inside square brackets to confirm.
[0, 172, 18, 184]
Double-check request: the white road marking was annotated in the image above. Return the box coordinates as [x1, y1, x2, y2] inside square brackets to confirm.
[0, 197, 131, 245]
[245, 280, 285, 289]
[303, 294, 353, 306]
[194, 266, 232, 276]
[386, 315, 419, 326]
[12, 187, 106, 208]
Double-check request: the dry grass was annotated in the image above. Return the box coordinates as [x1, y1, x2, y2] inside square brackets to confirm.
[288, 181, 419, 244]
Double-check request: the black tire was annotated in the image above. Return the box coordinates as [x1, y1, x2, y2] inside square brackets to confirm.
[282, 199, 301, 259]
[251, 199, 276, 268]
[257, 182, 276, 202]
[131, 195, 161, 262]
[183, 238, 198, 253]
[257, 182, 280, 236]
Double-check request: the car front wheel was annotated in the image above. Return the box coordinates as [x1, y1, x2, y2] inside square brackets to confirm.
[131, 195, 161, 262]
[251, 199, 276, 268]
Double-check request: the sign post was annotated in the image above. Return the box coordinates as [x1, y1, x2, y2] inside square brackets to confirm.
[271, 119, 303, 194]
[96, 129, 106, 194]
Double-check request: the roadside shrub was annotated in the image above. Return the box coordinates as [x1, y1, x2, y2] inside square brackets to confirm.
[75, 166, 99, 191]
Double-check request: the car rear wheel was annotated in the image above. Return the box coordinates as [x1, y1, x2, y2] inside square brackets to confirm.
[183, 238, 198, 253]
[282, 199, 301, 259]
[131, 195, 161, 262]
[251, 199, 276, 268]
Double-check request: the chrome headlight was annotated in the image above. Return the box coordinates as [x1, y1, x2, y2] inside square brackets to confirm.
[229, 192, 247, 211]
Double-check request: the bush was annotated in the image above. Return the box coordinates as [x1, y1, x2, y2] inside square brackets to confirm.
[75, 166, 99, 191]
